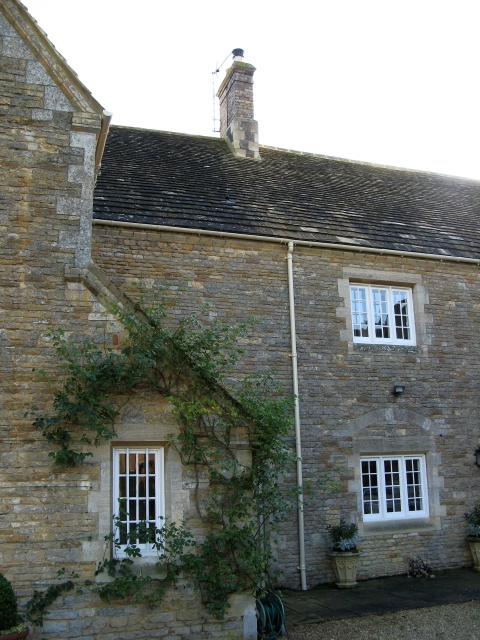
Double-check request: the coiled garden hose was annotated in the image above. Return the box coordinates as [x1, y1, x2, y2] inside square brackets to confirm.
[256, 591, 286, 639]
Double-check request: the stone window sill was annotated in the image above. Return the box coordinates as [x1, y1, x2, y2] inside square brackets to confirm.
[353, 344, 420, 355]
[360, 517, 439, 536]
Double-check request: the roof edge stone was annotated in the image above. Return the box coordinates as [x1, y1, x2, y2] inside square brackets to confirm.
[2, 0, 104, 114]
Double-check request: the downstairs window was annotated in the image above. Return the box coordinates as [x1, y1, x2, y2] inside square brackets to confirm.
[361, 455, 428, 521]
[112, 446, 165, 557]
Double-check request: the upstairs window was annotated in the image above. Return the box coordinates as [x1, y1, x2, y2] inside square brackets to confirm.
[112, 447, 165, 557]
[361, 455, 428, 521]
[350, 285, 415, 345]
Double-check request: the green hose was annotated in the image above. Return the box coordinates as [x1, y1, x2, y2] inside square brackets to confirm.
[256, 591, 286, 639]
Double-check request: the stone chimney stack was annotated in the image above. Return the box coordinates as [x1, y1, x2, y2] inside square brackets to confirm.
[217, 49, 260, 160]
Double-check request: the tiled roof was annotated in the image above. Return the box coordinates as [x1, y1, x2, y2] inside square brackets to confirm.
[93, 126, 480, 259]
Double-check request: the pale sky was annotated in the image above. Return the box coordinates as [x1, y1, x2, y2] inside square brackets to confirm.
[25, 0, 480, 181]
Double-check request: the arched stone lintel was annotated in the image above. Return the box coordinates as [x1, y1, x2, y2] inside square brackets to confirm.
[347, 407, 434, 437]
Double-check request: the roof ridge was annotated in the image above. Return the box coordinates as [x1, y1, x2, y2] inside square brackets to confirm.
[259, 144, 480, 183]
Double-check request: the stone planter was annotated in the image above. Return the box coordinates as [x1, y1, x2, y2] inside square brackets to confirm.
[466, 537, 480, 572]
[0, 627, 29, 640]
[329, 550, 362, 588]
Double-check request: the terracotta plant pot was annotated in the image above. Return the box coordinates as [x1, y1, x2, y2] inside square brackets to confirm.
[466, 537, 480, 572]
[0, 628, 29, 640]
[329, 550, 362, 588]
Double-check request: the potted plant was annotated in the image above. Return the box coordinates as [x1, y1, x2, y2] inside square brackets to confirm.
[327, 518, 361, 588]
[0, 574, 29, 640]
[464, 504, 480, 571]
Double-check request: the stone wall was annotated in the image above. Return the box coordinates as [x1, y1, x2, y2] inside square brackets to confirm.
[0, 4, 102, 605]
[0, 7, 255, 638]
[34, 590, 254, 640]
[92, 224, 480, 589]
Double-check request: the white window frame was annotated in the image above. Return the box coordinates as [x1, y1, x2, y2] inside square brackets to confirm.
[112, 446, 165, 557]
[361, 455, 429, 522]
[350, 284, 416, 346]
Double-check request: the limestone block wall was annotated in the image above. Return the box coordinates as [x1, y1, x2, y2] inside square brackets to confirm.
[93, 224, 480, 590]
[33, 589, 254, 640]
[0, 9, 256, 638]
[0, 6, 102, 604]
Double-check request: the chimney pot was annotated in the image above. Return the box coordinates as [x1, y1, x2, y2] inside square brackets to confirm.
[232, 48, 244, 61]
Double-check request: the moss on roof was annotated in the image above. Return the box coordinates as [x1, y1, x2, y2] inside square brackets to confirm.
[93, 126, 480, 259]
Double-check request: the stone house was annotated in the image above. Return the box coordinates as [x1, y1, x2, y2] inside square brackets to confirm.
[2, 1, 480, 638]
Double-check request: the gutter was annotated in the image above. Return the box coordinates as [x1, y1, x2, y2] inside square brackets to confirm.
[92, 219, 480, 266]
[287, 242, 307, 591]
[94, 111, 113, 184]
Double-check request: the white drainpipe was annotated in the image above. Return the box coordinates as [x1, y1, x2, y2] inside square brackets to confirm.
[287, 241, 307, 590]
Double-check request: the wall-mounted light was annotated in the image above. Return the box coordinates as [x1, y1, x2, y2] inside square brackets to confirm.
[392, 384, 405, 397]
[474, 448, 480, 467]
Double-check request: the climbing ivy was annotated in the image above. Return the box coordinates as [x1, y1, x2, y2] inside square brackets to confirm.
[27, 286, 296, 618]
[93, 514, 194, 608]
[25, 569, 77, 627]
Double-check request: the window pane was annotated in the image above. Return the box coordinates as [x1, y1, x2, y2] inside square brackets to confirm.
[130, 522, 137, 543]
[148, 522, 156, 541]
[118, 497, 127, 516]
[129, 476, 136, 497]
[148, 453, 155, 474]
[129, 453, 136, 473]
[129, 500, 137, 520]
[149, 476, 156, 497]
[149, 499, 156, 520]
[383, 459, 401, 513]
[372, 289, 389, 338]
[350, 287, 369, 337]
[361, 459, 379, 515]
[393, 290, 411, 340]
[405, 458, 423, 512]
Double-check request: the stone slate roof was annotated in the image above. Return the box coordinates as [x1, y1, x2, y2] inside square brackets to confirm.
[93, 126, 480, 259]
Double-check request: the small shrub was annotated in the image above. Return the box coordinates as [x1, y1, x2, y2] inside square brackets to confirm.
[407, 556, 434, 578]
[464, 504, 480, 538]
[0, 573, 19, 632]
[327, 518, 359, 551]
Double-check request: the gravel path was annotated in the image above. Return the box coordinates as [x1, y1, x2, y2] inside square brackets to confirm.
[286, 601, 480, 639]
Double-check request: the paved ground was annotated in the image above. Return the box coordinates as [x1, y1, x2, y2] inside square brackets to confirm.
[281, 568, 480, 626]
